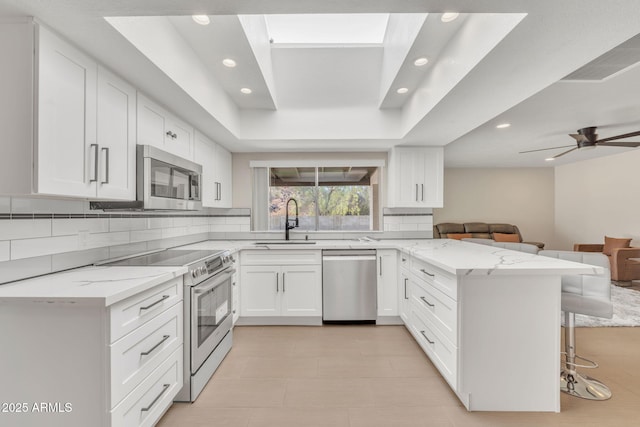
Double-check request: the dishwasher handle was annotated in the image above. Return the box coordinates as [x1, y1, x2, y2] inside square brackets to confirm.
[323, 255, 377, 262]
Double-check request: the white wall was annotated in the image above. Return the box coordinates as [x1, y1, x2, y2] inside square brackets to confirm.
[433, 168, 556, 248]
[555, 149, 640, 249]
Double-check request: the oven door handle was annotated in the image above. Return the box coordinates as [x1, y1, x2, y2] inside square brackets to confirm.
[193, 269, 235, 294]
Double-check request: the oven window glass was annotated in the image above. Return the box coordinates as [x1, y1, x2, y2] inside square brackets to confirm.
[196, 279, 231, 347]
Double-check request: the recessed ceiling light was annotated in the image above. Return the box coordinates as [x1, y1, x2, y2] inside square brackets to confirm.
[496, 123, 511, 129]
[397, 87, 409, 94]
[441, 13, 460, 23]
[414, 57, 429, 67]
[545, 157, 555, 162]
[192, 15, 210, 26]
[240, 87, 252, 94]
[222, 58, 236, 68]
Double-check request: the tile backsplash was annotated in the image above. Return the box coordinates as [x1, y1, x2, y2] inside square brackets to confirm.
[0, 197, 433, 284]
[0, 196, 250, 284]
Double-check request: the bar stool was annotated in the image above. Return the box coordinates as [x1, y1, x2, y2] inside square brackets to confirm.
[539, 250, 613, 400]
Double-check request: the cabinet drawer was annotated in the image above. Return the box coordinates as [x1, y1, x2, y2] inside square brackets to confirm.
[242, 250, 321, 266]
[409, 305, 457, 387]
[110, 302, 182, 406]
[410, 257, 457, 300]
[110, 277, 183, 342]
[110, 346, 182, 427]
[410, 279, 457, 345]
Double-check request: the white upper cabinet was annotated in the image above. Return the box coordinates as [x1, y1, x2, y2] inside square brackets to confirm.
[137, 93, 195, 161]
[36, 24, 97, 197]
[388, 146, 443, 208]
[195, 131, 233, 208]
[95, 66, 136, 200]
[0, 20, 135, 200]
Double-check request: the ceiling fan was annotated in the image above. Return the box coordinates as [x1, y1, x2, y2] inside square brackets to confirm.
[520, 126, 640, 159]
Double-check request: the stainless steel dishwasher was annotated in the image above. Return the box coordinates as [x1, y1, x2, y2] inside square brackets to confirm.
[322, 249, 377, 323]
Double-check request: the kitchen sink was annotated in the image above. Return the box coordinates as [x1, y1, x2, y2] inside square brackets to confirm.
[253, 241, 317, 245]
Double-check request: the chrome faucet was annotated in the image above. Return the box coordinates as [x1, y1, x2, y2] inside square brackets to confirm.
[285, 198, 299, 240]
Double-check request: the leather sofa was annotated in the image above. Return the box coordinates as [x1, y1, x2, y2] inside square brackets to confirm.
[574, 240, 640, 282]
[433, 222, 545, 249]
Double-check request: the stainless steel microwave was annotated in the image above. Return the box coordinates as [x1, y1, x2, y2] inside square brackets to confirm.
[90, 145, 202, 211]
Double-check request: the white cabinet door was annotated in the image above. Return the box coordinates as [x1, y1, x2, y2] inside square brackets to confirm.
[377, 249, 398, 317]
[96, 66, 136, 200]
[137, 93, 195, 160]
[420, 147, 444, 208]
[168, 115, 194, 161]
[195, 132, 217, 207]
[137, 94, 169, 150]
[388, 146, 443, 208]
[214, 143, 233, 208]
[36, 25, 97, 197]
[240, 266, 280, 316]
[280, 265, 322, 317]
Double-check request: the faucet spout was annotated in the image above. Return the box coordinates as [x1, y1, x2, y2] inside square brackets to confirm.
[285, 198, 299, 240]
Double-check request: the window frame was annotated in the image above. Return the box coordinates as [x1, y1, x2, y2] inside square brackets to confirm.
[250, 159, 385, 232]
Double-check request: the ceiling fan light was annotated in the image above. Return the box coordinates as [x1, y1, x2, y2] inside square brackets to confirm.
[192, 15, 210, 25]
[240, 87, 252, 94]
[397, 87, 409, 94]
[414, 57, 429, 67]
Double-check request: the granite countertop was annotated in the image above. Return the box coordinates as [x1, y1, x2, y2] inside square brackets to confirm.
[0, 265, 187, 306]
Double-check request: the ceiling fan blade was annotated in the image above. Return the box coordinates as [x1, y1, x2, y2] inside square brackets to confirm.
[596, 141, 640, 148]
[595, 130, 640, 143]
[570, 133, 587, 143]
[551, 147, 579, 159]
[519, 144, 575, 154]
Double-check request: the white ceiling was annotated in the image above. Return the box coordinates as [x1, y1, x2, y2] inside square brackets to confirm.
[2, 0, 640, 168]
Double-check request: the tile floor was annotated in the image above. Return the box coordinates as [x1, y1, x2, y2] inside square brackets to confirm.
[157, 325, 640, 427]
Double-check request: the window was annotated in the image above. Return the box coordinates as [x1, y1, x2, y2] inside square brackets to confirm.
[264, 165, 381, 232]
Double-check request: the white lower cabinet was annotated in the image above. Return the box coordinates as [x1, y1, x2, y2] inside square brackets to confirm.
[0, 277, 183, 427]
[402, 255, 459, 389]
[398, 254, 412, 323]
[239, 250, 322, 324]
[376, 249, 399, 319]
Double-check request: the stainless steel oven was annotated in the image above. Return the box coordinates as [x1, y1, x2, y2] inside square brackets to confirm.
[190, 265, 233, 376]
[102, 248, 235, 402]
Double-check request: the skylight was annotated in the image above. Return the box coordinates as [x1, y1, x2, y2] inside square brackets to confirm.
[264, 14, 389, 45]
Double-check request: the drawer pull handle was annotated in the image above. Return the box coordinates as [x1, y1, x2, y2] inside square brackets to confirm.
[420, 330, 435, 345]
[141, 383, 170, 412]
[141, 335, 170, 356]
[140, 295, 170, 311]
[420, 268, 435, 277]
[404, 278, 409, 300]
[420, 296, 435, 307]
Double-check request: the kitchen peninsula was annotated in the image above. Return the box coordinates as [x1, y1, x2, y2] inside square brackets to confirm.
[0, 239, 601, 422]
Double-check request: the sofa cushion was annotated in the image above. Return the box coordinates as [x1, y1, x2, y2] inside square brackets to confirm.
[447, 233, 472, 240]
[603, 236, 631, 256]
[494, 232, 520, 243]
[489, 223, 517, 234]
[464, 222, 490, 233]
[435, 223, 465, 236]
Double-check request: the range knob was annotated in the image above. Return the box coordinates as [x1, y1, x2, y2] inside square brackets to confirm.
[200, 266, 207, 275]
[191, 270, 198, 279]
